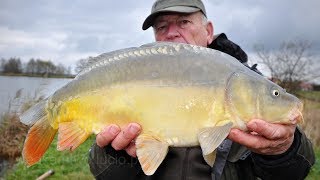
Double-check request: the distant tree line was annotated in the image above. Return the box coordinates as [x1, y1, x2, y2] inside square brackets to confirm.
[0, 57, 72, 77]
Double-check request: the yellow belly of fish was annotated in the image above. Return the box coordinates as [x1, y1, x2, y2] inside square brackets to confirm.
[54, 83, 222, 146]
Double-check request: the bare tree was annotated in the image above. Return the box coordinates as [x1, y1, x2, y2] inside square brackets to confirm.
[55, 63, 67, 75]
[0, 58, 6, 72]
[75, 56, 94, 74]
[26, 58, 37, 74]
[3, 57, 22, 73]
[254, 40, 319, 91]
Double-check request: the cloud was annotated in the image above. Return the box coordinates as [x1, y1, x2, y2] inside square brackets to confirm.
[0, 26, 67, 56]
[204, 0, 320, 53]
[0, 0, 319, 70]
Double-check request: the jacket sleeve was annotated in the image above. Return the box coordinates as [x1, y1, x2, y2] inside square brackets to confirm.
[251, 127, 315, 180]
[88, 143, 143, 180]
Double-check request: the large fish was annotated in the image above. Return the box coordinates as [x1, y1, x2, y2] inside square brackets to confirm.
[20, 42, 302, 175]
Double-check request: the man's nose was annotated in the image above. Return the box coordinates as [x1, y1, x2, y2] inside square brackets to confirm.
[165, 24, 180, 39]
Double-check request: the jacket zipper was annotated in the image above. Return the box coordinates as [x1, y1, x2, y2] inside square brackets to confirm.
[181, 148, 190, 180]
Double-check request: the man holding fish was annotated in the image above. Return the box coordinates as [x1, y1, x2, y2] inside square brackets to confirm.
[89, 0, 315, 179]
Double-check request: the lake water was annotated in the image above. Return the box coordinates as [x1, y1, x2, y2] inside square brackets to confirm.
[0, 76, 71, 119]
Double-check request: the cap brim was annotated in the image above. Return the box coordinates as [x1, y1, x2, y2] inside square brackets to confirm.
[142, 6, 200, 30]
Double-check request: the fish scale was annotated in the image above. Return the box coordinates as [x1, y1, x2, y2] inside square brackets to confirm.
[20, 42, 303, 175]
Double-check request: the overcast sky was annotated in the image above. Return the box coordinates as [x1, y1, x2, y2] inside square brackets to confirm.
[1, 0, 319, 71]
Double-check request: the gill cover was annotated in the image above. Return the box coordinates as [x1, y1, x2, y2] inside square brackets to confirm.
[226, 72, 260, 123]
[226, 72, 301, 124]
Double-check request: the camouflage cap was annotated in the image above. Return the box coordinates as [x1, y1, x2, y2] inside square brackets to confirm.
[142, 0, 207, 30]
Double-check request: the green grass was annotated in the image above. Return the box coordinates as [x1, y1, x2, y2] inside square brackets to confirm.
[295, 91, 320, 102]
[5, 135, 95, 180]
[306, 148, 320, 180]
[6, 137, 319, 180]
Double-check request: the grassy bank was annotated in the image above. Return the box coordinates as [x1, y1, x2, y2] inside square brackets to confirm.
[6, 137, 318, 179]
[0, 110, 95, 179]
[298, 90, 320, 179]
[5, 136, 95, 180]
[1, 91, 320, 179]
[306, 148, 320, 180]
[297, 90, 320, 148]
[296, 91, 320, 102]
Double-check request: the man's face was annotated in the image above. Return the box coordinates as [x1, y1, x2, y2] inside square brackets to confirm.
[153, 11, 213, 47]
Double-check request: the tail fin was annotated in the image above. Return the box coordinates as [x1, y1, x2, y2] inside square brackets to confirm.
[21, 100, 57, 166]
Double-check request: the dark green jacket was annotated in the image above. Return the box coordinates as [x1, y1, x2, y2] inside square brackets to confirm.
[88, 34, 315, 180]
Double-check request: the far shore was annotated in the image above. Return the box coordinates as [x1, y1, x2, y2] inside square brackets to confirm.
[0, 73, 75, 79]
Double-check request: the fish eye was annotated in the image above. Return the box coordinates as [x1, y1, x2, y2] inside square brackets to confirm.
[272, 89, 280, 97]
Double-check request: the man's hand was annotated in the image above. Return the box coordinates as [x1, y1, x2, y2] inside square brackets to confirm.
[228, 119, 296, 155]
[96, 123, 141, 157]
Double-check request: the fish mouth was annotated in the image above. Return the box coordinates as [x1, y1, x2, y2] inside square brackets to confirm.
[288, 102, 304, 124]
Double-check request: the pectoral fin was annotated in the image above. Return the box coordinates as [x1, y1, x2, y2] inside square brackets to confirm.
[198, 122, 233, 166]
[136, 133, 169, 175]
[57, 122, 90, 151]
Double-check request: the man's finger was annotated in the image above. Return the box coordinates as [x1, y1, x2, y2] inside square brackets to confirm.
[96, 124, 121, 147]
[228, 128, 270, 150]
[125, 141, 137, 157]
[111, 123, 141, 150]
[247, 119, 293, 140]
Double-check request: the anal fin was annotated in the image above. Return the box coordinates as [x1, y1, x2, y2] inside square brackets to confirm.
[58, 122, 90, 151]
[198, 122, 233, 166]
[136, 133, 169, 175]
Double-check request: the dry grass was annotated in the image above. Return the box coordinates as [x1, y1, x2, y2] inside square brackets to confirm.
[0, 113, 28, 160]
[300, 99, 320, 147]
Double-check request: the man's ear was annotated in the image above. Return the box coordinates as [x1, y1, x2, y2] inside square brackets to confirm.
[206, 21, 214, 45]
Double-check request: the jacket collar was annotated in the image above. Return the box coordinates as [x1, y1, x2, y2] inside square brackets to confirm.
[208, 33, 248, 63]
